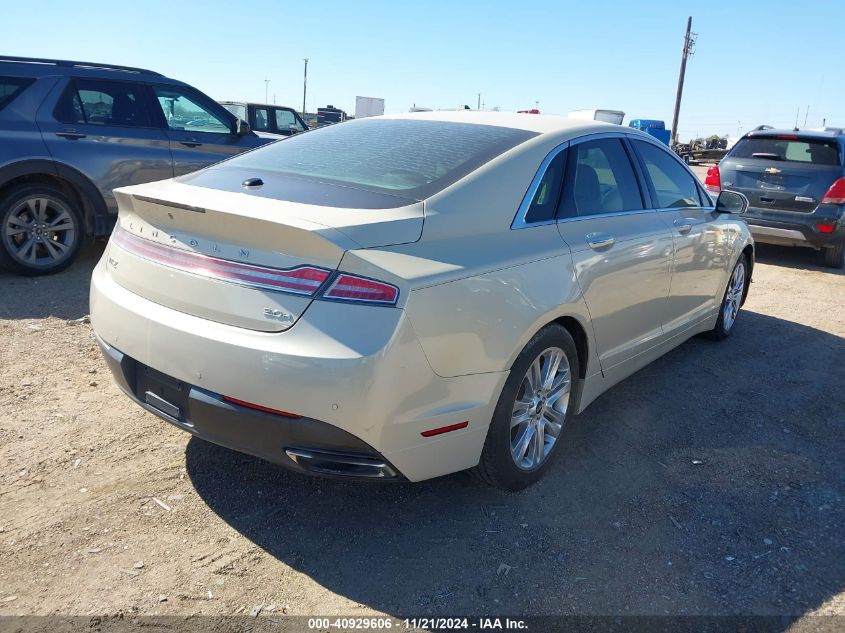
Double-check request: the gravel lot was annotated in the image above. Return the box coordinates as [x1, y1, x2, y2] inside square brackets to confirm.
[1, 211, 843, 625]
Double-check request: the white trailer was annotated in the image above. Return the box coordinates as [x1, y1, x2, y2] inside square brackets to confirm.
[568, 109, 626, 125]
[355, 96, 385, 119]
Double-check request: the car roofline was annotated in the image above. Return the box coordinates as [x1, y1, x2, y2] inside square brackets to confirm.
[743, 128, 844, 140]
[0, 55, 162, 76]
[354, 110, 644, 137]
[219, 101, 299, 111]
[0, 56, 194, 87]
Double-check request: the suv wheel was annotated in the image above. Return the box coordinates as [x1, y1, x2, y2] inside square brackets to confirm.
[822, 241, 845, 269]
[0, 185, 83, 276]
[473, 324, 579, 491]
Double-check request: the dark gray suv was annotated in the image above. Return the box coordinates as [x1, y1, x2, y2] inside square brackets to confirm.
[706, 128, 845, 268]
[0, 56, 271, 275]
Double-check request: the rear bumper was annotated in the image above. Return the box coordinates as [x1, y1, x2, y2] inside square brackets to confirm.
[742, 209, 844, 248]
[90, 258, 506, 482]
[97, 335, 400, 480]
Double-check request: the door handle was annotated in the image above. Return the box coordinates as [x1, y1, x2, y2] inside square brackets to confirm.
[586, 234, 615, 250]
[55, 130, 86, 140]
[673, 218, 699, 234]
[179, 139, 202, 147]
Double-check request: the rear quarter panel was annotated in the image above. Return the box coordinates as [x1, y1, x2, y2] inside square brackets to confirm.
[345, 225, 596, 380]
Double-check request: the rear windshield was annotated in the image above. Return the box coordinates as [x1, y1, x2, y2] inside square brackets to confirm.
[730, 136, 841, 166]
[224, 118, 538, 199]
[0, 76, 34, 110]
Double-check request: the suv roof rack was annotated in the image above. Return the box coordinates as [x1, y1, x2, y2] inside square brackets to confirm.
[0, 55, 162, 76]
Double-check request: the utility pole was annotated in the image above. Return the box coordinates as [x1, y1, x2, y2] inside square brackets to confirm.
[477, 93, 481, 110]
[670, 16, 696, 147]
[302, 58, 309, 117]
[264, 79, 270, 104]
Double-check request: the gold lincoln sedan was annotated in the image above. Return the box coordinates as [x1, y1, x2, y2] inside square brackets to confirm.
[90, 112, 753, 490]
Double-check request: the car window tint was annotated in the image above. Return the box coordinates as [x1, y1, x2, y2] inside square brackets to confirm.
[560, 138, 643, 216]
[224, 119, 537, 199]
[55, 80, 151, 127]
[253, 107, 270, 131]
[153, 87, 230, 134]
[731, 137, 841, 166]
[634, 140, 701, 208]
[275, 108, 303, 133]
[525, 149, 566, 223]
[0, 76, 34, 110]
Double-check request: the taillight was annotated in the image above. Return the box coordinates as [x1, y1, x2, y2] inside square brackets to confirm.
[111, 226, 330, 295]
[821, 178, 845, 205]
[704, 165, 721, 193]
[816, 222, 836, 234]
[321, 273, 399, 305]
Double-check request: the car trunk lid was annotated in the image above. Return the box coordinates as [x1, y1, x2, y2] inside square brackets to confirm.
[106, 178, 422, 332]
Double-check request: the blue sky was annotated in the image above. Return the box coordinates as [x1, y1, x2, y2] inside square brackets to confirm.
[3, 0, 842, 141]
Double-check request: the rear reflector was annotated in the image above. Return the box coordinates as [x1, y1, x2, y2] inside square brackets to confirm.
[111, 225, 330, 295]
[816, 222, 836, 234]
[821, 178, 845, 205]
[321, 273, 399, 305]
[223, 396, 300, 418]
[421, 421, 469, 437]
[704, 165, 721, 193]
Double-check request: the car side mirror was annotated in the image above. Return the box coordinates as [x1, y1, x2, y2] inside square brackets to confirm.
[715, 190, 748, 215]
[234, 118, 251, 136]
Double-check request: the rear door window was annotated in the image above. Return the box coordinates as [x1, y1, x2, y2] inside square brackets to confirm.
[558, 138, 644, 217]
[524, 149, 566, 223]
[633, 139, 702, 208]
[0, 76, 34, 110]
[730, 137, 841, 166]
[54, 79, 153, 127]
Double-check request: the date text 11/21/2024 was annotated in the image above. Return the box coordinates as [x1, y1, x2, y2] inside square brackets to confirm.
[306, 617, 528, 630]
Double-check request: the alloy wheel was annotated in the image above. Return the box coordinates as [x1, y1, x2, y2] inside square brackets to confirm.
[722, 261, 745, 332]
[510, 346, 571, 471]
[3, 196, 77, 268]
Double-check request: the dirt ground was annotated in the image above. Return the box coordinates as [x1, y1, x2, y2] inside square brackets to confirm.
[1, 231, 844, 626]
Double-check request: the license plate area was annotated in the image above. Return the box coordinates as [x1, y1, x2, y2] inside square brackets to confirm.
[135, 364, 188, 422]
[759, 173, 785, 190]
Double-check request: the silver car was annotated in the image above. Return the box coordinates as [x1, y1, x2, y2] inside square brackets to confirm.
[90, 112, 753, 490]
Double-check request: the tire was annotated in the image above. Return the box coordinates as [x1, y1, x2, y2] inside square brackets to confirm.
[473, 324, 579, 491]
[0, 185, 84, 276]
[822, 240, 845, 269]
[707, 254, 748, 341]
